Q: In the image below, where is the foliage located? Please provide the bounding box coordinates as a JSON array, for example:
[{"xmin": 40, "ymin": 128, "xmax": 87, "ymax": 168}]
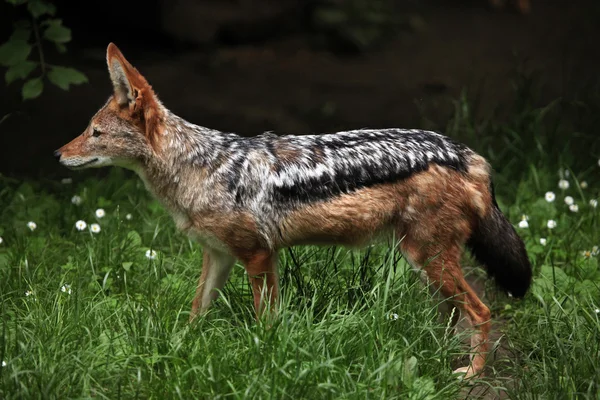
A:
[
  {"xmin": 0, "ymin": 0, "xmax": 88, "ymax": 101},
  {"xmin": 310, "ymin": 0, "xmax": 417, "ymax": 53}
]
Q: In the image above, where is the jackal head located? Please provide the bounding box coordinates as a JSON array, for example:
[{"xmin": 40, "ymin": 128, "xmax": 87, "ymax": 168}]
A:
[{"xmin": 55, "ymin": 43, "xmax": 163, "ymax": 170}]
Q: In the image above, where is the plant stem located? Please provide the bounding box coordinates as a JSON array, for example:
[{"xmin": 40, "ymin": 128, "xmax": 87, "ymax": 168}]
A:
[{"xmin": 31, "ymin": 17, "xmax": 45, "ymax": 75}]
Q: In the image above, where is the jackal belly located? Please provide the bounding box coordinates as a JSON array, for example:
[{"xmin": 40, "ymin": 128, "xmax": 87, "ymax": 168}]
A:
[
  {"xmin": 278, "ymin": 164, "xmax": 486, "ymax": 249},
  {"xmin": 279, "ymin": 183, "xmax": 400, "ymax": 248}
]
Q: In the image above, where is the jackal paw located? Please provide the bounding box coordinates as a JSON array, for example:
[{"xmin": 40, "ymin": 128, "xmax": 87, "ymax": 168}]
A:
[{"xmin": 453, "ymin": 366, "xmax": 482, "ymax": 381}]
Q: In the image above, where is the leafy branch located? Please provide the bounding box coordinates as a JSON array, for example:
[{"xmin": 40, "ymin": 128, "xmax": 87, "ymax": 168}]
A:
[{"xmin": 0, "ymin": 0, "xmax": 88, "ymax": 100}]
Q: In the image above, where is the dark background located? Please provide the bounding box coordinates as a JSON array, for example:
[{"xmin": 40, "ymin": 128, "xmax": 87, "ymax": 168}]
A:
[{"xmin": 1, "ymin": 0, "xmax": 599, "ymax": 180}]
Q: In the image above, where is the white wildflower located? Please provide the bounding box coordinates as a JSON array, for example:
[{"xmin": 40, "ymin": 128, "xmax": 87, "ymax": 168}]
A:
[
  {"xmin": 71, "ymin": 195, "xmax": 82, "ymax": 205},
  {"xmin": 547, "ymin": 220, "xmax": 557, "ymax": 229},
  {"xmin": 90, "ymin": 223, "xmax": 101, "ymax": 234},
  {"xmin": 540, "ymin": 238, "xmax": 547, "ymax": 246},
  {"xmin": 569, "ymin": 204, "xmax": 579, "ymax": 213},
  {"xmin": 25, "ymin": 290, "xmax": 33, "ymax": 296},
  {"xmin": 75, "ymin": 220, "xmax": 87, "ymax": 231},
  {"xmin": 61, "ymin": 178, "xmax": 72, "ymax": 184},
  {"xmin": 582, "ymin": 250, "xmax": 592, "ymax": 259},
  {"xmin": 27, "ymin": 221, "xmax": 37, "ymax": 231},
  {"xmin": 0, "ymin": 237, "xmax": 3, "ymax": 245},
  {"xmin": 145, "ymin": 249, "xmax": 157, "ymax": 260},
  {"xmin": 61, "ymin": 284, "xmax": 72, "ymax": 295},
  {"xmin": 1, "ymin": 361, "xmax": 5, "ymax": 367},
  {"xmin": 595, "ymin": 308, "xmax": 600, "ymax": 314},
  {"xmin": 95, "ymin": 208, "xmax": 105, "ymax": 218},
  {"xmin": 564, "ymin": 196, "xmax": 574, "ymax": 206},
  {"xmin": 580, "ymin": 181, "xmax": 588, "ymax": 189},
  {"xmin": 598, "ymin": 159, "xmax": 600, "ymax": 167},
  {"xmin": 558, "ymin": 179, "xmax": 569, "ymax": 190},
  {"xmin": 518, "ymin": 215, "xmax": 529, "ymax": 228},
  {"xmin": 563, "ymin": 169, "xmax": 570, "ymax": 178},
  {"xmin": 389, "ymin": 313, "xmax": 399, "ymax": 321},
  {"xmin": 545, "ymin": 191, "xmax": 556, "ymax": 202},
  {"xmin": 592, "ymin": 246, "xmax": 599, "ymax": 256},
  {"xmin": 590, "ymin": 199, "xmax": 598, "ymax": 208},
  {"xmin": 125, "ymin": 213, "xmax": 132, "ymax": 221}
]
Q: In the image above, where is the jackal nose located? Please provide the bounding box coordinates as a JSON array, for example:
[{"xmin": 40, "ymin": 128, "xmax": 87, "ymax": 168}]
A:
[{"xmin": 54, "ymin": 149, "xmax": 62, "ymax": 160}]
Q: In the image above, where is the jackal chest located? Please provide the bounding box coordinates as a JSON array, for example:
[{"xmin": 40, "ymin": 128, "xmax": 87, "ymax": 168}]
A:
[{"xmin": 171, "ymin": 211, "xmax": 231, "ymax": 253}]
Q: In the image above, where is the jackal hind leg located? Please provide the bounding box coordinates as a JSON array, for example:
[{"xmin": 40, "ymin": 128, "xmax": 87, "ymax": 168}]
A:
[{"xmin": 401, "ymin": 240, "xmax": 491, "ymax": 379}]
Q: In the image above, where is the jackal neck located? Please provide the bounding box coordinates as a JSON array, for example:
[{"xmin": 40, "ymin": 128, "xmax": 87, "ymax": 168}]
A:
[{"xmin": 134, "ymin": 111, "xmax": 235, "ymax": 210}]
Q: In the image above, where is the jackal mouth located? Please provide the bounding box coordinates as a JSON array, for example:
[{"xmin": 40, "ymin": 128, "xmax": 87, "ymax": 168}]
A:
[{"xmin": 68, "ymin": 158, "xmax": 99, "ymax": 169}]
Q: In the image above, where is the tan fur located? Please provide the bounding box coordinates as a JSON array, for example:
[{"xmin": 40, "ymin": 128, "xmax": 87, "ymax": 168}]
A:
[
  {"xmin": 243, "ymin": 251, "xmax": 279, "ymax": 317},
  {"xmin": 191, "ymin": 211, "xmax": 266, "ymax": 258},
  {"xmin": 281, "ymin": 165, "xmax": 489, "ymax": 248}
]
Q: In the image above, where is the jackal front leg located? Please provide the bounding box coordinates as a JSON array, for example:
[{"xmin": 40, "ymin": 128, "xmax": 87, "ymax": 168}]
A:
[{"xmin": 190, "ymin": 247, "xmax": 236, "ymax": 321}]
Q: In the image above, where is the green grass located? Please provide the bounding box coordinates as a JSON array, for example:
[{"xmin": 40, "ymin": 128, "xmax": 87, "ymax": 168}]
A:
[
  {"xmin": 1, "ymin": 74, "xmax": 600, "ymax": 399},
  {"xmin": 0, "ymin": 172, "xmax": 468, "ymax": 399}
]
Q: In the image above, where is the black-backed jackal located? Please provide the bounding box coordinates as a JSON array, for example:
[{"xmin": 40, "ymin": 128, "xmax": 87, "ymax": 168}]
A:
[{"xmin": 56, "ymin": 43, "xmax": 532, "ymax": 378}]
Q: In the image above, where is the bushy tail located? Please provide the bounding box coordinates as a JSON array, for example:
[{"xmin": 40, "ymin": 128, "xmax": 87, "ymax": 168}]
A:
[{"xmin": 466, "ymin": 186, "xmax": 532, "ymax": 298}]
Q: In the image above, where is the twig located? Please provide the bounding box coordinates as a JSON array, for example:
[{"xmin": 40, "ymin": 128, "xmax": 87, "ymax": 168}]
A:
[{"xmin": 31, "ymin": 16, "xmax": 45, "ymax": 75}]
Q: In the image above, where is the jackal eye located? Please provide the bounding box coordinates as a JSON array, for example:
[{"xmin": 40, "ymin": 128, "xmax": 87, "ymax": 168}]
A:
[{"xmin": 92, "ymin": 128, "xmax": 103, "ymax": 137}]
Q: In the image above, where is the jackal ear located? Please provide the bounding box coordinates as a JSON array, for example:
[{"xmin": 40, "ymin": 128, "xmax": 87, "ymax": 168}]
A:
[
  {"xmin": 106, "ymin": 43, "xmax": 138, "ymax": 106},
  {"xmin": 106, "ymin": 43, "xmax": 163, "ymax": 147}
]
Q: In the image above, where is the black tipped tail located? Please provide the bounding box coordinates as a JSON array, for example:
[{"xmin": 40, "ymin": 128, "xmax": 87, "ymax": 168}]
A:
[{"xmin": 466, "ymin": 197, "xmax": 532, "ymax": 298}]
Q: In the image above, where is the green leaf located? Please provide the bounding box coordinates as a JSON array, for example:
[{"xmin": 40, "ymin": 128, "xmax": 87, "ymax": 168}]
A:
[
  {"xmin": 528, "ymin": 244, "xmax": 545, "ymax": 256},
  {"xmin": 540, "ymin": 265, "xmax": 571, "ymax": 290},
  {"xmin": 55, "ymin": 42, "xmax": 67, "ymax": 54},
  {"xmin": 14, "ymin": 19, "xmax": 31, "ymax": 29},
  {"xmin": 48, "ymin": 66, "xmax": 88, "ymax": 90},
  {"xmin": 122, "ymin": 262, "xmax": 133, "ymax": 272},
  {"xmin": 579, "ymin": 258, "xmax": 600, "ymax": 281},
  {"xmin": 574, "ymin": 280, "xmax": 597, "ymax": 299},
  {"xmin": 5, "ymin": 61, "xmax": 37, "ymax": 84},
  {"xmin": 43, "ymin": 20, "xmax": 71, "ymax": 43},
  {"xmin": 531, "ymin": 275, "xmax": 553, "ymax": 301},
  {"xmin": 409, "ymin": 376, "xmax": 437, "ymax": 400},
  {"xmin": 126, "ymin": 230, "xmax": 142, "ymax": 247},
  {"xmin": 22, "ymin": 77, "xmax": 43, "ymax": 100},
  {"xmin": 314, "ymin": 8, "xmax": 348, "ymax": 26},
  {"xmin": 27, "ymin": 0, "xmax": 56, "ymax": 18},
  {"xmin": 0, "ymin": 39, "xmax": 32, "ymax": 67},
  {"xmin": 402, "ymin": 356, "xmax": 418, "ymax": 385},
  {"xmin": 61, "ymin": 261, "xmax": 77, "ymax": 271},
  {"xmin": 10, "ymin": 27, "xmax": 31, "ymax": 42}
]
